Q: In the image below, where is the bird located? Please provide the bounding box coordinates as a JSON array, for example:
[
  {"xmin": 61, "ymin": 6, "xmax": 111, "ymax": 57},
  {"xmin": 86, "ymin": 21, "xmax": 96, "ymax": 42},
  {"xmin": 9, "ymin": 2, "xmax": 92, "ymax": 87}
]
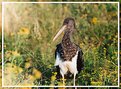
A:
[{"xmin": 53, "ymin": 17, "xmax": 84, "ymax": 86}]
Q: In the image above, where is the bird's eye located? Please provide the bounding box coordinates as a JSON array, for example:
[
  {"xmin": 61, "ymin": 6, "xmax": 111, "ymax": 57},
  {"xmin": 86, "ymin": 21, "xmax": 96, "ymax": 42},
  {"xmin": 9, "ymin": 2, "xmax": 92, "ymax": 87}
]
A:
[{"xmin": 65, "ymin": 21, "xmax": 69, "ymax": 24}]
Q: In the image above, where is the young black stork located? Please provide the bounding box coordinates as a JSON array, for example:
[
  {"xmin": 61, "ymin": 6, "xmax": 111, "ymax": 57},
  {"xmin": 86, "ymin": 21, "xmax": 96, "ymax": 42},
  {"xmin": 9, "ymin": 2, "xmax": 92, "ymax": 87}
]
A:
[{"xmin": 53, "ymin": 17, "xmax": 84, "ymax": 86}]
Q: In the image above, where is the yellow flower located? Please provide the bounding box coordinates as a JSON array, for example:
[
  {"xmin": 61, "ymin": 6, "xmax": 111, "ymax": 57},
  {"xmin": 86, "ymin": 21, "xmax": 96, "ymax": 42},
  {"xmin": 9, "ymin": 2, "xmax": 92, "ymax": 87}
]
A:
[
  {"xmin": 5, "ymin": 63, "xmax": 14, "ymax": 73},
  {"xmin": 58, "ymin": 82, "xmax": 65, "ymax": 87},
  {"xmin": 103, "ymin": 47, "xmax": 106, "ymax": 50},
  {"xmin": 33, "ymin": 68, "xmax": 42, "ymax": 79},
  {"xmin": 25, "ymin": 62, "xmax": 31, "ymax": 69},
  {"xmin": 28, "ymin": 75, "xmax": 36, "ymax": 81},
  {"xmin": 91, "ymin": 17, "xmax": 98, "ymax": 24},
  {"xmin": 54, "ymin": 72, "xmax": 57, "ymax": 75},
  {"xmin": 18, "ymin": 28, "xmax": 30, "ymax": 35},
  {"xmin": 5, "ymin": 63, "xmax": 23, "ymax": 74},
  {"xmin": 16, "ymin": 67, "xmax": 23, "ymax": 73},
  {"xmin": 51, "ymin": 75, "xmax": 56, "ymax": 81},
  {"xmin": 12, "ymin": 50, "xmax": 20, "ymax": 57},
  {"xmin": 52, "ymin": 72, "xmax": 57, "ymax": 75},
  {"xmin": 10, "ymin": 32, "xmax": 14, "ymax": 36},
  {"xmin": 12, "ymin": 65, "xmax": 23, "ymax": 74},
  {"xmin": 91, "ymin": 81, "xmax": 102, "ymax": 85},
  {"xmin": 80, "ymin": 43, "xmax": 83, "ymax": 48},
  {"xmin": 26, "ymin": 57, "xmax": 31, "ymax": 62},
  {"xmin": 60, "ymin": 78, "xmax": 66, "ymax": 81},
  {"xmin": 48, "ymin": 64, "xmax": 52, "ymax": 68}
]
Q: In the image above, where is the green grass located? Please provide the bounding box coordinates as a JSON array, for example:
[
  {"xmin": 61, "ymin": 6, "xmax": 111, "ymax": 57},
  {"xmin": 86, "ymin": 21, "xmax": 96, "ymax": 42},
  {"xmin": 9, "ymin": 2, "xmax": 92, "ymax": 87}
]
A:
[{"xmin": 3, "ymin": 3, "xmax": 118, "ymax": 86}]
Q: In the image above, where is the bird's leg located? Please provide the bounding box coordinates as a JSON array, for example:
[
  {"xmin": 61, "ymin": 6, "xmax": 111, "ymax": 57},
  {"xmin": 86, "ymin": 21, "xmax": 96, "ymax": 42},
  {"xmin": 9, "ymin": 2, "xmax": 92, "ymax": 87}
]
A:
[
  {"xmin": 60, "ymin": 71, "xmax": 65, "ymax": 86},
  {"xmin": 73, "ymin": 73, "xmax": 76, "ymax": 86},
  {"xmin": 62, "ymin": 75, "xmax": 65, "ymax": 86},
  {"xmin": 62, "ymin": 74, "xmax": 65, "ymax": 85}
]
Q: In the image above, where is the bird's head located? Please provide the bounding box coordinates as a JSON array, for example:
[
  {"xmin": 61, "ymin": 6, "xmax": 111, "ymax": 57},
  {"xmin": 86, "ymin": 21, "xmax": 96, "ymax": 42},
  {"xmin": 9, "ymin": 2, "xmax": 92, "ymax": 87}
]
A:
[
  {"xmin": 63, "ymin": 17, "xmax": 76, "ymax": 30},
  {"xmin": 53, "ymin": 17, "xmax": 76, "ymax": 41}
]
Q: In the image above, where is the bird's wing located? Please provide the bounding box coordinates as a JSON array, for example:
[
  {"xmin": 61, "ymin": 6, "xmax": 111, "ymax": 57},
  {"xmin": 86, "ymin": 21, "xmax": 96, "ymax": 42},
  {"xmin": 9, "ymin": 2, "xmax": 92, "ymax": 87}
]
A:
[
  {"xmin": 77, "ymin": 46, "xmax": 84, "ymax": 73},
  {"xmin": 54, "ymin": 43, "xmax": 62, "ymax": 79},
  {"xmin": 54, "ymin": 43, "xmax": 62, "ymax": 66}
]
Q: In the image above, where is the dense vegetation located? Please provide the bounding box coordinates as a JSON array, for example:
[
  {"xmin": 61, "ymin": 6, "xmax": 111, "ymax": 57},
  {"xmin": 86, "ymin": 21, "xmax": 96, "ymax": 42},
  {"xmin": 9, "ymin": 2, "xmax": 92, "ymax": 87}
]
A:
[{"xmin": 2, "ymin": 2, "xmax": 119, "ymax": 88}]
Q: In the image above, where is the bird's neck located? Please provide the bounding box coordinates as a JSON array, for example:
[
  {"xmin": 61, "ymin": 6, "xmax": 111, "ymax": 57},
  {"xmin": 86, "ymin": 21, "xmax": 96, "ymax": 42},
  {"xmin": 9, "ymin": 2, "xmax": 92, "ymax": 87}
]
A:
[
  {"xmin": 62, "ymin": 31, "xmax": 73, "ymax": 47},
  {"xmin": 61, "ymin": 30, "xmax": 77, "ymax": 61}
]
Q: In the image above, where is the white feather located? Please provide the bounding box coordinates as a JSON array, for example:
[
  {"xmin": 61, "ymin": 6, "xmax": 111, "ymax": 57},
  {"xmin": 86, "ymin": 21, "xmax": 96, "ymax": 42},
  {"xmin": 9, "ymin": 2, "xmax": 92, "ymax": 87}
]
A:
[
  {"xmin": 54, "ymin": 51, "xmax": 78, "ymax": 75},
  {"xmin": 54, "ymin": 52, "xmax": 61, "ymax": 66}
]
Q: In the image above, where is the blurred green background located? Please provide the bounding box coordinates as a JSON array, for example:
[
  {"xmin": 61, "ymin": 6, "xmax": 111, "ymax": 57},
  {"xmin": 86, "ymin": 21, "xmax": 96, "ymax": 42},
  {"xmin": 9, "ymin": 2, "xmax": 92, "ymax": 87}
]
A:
[{"xmin": 0, "ymin": 1, "xmax": 119, "ymax": 89}]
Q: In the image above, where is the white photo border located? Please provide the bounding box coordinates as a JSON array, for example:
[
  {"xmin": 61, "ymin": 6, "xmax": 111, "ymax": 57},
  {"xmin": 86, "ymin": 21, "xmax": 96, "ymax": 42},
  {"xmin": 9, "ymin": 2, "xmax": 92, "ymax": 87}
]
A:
[{"xmin": 2, "ymin": 1, "xmax": 120, "ymax": 88}]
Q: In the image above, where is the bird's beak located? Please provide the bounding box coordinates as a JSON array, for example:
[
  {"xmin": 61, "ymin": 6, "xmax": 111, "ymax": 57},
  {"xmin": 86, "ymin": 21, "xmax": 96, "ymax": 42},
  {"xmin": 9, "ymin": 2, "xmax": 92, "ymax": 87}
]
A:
[{"xmin": 53, "ymin": 25, "xmax": 66, "ymax": 41}]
